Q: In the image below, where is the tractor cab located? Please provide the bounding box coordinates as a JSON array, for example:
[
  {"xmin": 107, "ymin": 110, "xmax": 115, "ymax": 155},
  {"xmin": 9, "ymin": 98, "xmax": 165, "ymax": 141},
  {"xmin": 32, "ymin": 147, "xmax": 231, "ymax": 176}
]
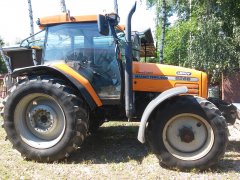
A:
[
  {"xmin": 19, "ymin": 14, "xmax": 124, "ymax": 103},
  {"xmin": 3, "ymin": 12, "xmax": 155, "ymax": 106}
]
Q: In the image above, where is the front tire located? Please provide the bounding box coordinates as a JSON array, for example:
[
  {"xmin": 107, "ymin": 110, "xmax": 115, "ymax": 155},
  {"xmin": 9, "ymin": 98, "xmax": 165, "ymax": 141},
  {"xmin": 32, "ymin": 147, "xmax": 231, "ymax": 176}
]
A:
[
  {"xmin": 2, "ymin": 76, "xmax": 89, "ymax": 162},
  {"xmin": 148, "ymin": 95, "xmax": 228, "ymax": 170}
]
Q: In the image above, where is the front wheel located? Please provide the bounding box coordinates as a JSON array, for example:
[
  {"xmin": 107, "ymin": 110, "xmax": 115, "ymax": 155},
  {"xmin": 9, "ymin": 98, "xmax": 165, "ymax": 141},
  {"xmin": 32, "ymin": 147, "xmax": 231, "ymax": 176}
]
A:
[{"xmin": 148, "ymin": 95, "xmax": 228, "ymax": 170}]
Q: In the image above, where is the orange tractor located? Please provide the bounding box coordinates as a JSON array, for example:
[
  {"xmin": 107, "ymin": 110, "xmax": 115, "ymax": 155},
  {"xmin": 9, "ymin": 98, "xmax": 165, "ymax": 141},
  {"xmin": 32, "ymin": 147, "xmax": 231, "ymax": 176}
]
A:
[{"xmin": 1, "ymin": 2, "xmax": 232, "ymax": 170}]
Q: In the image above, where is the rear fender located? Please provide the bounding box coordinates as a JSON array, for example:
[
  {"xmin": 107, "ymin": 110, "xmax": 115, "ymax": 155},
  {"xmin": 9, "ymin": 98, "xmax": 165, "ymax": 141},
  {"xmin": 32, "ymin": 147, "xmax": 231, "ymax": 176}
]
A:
[
  {"xmin": 12, "ymin": 64, "xmax": 102, "ymax": 110},
  {"xmin": 137, "ymin": 86, "xmax": 188, "ymax": 143}
]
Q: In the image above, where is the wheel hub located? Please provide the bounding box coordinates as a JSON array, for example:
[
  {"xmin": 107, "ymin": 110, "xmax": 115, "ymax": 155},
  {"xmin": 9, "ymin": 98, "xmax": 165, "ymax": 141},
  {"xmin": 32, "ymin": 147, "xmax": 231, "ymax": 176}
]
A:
[
  {"xmin": 29, "ymin": 105, "xmax": 57, "ymax": 133},
  {"xmin": 163, "ymin": 113, "xmax": 215, "ymax": 160},
  {"xmin": 15, "ymin": 93, "xmax": 66, "ymax": 149},
  {"xmin": 179, "ymin": 126, "xmax": 195, "ymax": 143}
]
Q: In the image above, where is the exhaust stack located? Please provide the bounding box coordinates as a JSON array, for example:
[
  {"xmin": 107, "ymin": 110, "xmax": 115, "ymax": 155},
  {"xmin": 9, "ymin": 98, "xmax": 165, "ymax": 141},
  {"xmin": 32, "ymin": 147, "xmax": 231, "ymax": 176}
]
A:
[{"xmin": 125, "ymin": 2, "xmax": 137, "ymax": 119}]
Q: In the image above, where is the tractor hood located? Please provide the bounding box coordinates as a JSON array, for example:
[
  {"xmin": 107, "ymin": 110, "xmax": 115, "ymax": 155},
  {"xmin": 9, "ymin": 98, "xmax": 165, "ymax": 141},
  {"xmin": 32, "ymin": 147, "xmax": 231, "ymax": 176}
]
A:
[{"xmin": 132, "ymin": 62, "xmax": 208, "ymax": 98}]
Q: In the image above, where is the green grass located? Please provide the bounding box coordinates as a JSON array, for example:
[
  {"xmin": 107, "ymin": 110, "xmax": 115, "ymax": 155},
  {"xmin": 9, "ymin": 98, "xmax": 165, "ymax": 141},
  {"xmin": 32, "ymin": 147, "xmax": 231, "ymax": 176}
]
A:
[{"xmin": 0, "ymin": 120, "xmax": 240, "ymax": 179}]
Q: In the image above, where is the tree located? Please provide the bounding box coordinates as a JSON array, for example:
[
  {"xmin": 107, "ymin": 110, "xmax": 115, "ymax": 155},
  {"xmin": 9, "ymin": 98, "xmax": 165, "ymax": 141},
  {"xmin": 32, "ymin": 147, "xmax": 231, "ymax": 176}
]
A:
[
  {"xmin": 146, "ymin": 0, "xmax": 174, "ymax": 63},
  {"xmin": 147, "ymin": 0, "xmax": 240, "ymax": 85},
  {"xmin": 60, "ymin": 0, "xmax": 67, "ymax": 13},
  {"xmin": 187, "ymin": 0, "xmax": 240, "ymax": 84},
  {"xmin": 0, "ymin": 38, "xmax": 7, "ymax": 74},
  {"xmin": 159, "ymin": 0, "xmax": 166, "ymax": 63}
]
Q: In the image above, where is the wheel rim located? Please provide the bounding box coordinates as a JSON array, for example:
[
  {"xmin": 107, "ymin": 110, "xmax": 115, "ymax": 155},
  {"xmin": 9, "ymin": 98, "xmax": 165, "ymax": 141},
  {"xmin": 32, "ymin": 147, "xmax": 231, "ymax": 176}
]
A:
[
  {"xmin": 163, "ymin": 113, "xmax": 214, "ymax": 161},
  {"xmin": 14, "ymin": 93, "xmax": 66, "ymax": 149}
]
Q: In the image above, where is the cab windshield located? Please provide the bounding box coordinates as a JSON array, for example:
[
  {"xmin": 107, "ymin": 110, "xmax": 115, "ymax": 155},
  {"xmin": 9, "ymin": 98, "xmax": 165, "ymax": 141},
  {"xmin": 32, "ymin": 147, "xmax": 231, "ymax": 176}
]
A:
[{"xmin": 44, "ymin": 23, "xmax": 116, "ymax": 65}]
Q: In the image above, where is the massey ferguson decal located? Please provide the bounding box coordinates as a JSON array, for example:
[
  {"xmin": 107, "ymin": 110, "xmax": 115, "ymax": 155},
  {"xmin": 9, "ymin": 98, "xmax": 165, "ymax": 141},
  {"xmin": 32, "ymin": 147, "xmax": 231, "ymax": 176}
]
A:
[
  {"xmin": 134, "ymin": 74, "xmax": 168, "ymax": 80},
  {"xmin": 133, "ymin": 74, "xmax": 198, "ymax": 82}
]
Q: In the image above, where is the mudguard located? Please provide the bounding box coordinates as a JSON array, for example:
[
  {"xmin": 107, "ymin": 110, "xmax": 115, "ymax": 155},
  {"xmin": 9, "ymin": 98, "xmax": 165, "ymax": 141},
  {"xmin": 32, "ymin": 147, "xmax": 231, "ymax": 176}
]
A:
[
  {"xmin": 12, "ymin": 63, "xmax": 102, "ymax": 110},
  {"xmin": 137, "ymin": 86, "xmax": 188, "ymax": 143}
]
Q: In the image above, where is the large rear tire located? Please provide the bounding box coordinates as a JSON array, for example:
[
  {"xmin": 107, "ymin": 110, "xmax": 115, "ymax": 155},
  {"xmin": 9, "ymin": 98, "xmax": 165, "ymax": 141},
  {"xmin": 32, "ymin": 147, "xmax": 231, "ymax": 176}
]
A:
[
  {"xmin": 2, "ymin": 76, "xmax": 89, "ymax": 162},
  {"xmin": 148, "ymin": 95, "xmax": 228, "ymax": 170}
]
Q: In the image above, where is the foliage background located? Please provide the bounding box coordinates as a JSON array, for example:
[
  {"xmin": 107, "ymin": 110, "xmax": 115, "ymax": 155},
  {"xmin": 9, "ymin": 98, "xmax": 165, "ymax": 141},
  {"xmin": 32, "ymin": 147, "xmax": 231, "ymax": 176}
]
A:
[
  {"xmin": 0, "ymin": 38, "xmax": 7, "ymax": 74},
  {"xmin": 145, "ymin": 0, "xmax": 240, "ymax": 85}
]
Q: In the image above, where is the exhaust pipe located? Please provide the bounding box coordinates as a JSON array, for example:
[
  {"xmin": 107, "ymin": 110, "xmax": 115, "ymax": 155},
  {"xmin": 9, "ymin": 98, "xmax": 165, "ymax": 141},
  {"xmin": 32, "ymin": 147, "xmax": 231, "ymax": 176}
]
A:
[{"xmin": 125, "ymin": 1, "xmax": 136, "ymax": 119}]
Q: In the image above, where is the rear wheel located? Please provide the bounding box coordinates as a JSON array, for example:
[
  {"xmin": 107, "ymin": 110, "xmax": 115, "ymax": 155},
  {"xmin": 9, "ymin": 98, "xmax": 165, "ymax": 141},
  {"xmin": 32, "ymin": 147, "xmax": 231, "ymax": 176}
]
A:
[
  {"xmin": 148, "ymin": 95, "xmax": 228, "ymax": 170},
  {"xmin": 15, "ymin": 93, "xmax": 67, "ymax": 149},
  {"xmin": 2, "ymin": 76, "xmax": 89, "ymax": 162}
]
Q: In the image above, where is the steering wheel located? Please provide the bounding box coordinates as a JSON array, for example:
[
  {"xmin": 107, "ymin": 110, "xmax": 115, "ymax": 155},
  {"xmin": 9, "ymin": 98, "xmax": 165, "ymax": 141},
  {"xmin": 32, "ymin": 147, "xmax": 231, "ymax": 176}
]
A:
[{"xmin": 64, "ymin": 51, "xmax": 89, "ymax": 65}]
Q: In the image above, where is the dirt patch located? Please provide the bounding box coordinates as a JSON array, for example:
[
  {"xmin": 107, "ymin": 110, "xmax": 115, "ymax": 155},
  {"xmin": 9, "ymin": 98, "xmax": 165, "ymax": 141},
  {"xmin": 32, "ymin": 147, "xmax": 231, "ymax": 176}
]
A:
[{"xmin": 0, "ymin": 120, "xmax": 240, "ymax": 179}]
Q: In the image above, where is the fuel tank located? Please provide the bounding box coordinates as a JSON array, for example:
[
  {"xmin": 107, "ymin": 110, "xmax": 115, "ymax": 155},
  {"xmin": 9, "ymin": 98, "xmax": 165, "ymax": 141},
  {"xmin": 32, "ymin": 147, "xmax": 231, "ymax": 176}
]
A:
[{"xmin": 132, "ymin": 62, "xmax": 208, "ymax": 98}]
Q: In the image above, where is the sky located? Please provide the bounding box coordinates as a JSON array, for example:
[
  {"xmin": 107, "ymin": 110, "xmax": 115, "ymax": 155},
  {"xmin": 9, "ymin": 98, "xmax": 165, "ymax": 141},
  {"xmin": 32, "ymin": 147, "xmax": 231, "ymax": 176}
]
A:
[{"xmin": 0, "ymin": 0, "xmax": 156, "ymax": 46}]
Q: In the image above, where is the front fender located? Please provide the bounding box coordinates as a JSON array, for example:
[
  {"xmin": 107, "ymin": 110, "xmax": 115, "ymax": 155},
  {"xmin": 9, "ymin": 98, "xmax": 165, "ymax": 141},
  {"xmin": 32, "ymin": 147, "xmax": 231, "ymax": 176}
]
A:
[
  {"xmin": 12, "ymin": 64, "xmax": 102, "ymax": 110},
  {"xmin": 137, "ymin": 86, "xmax": 188, "ymax": 143}
]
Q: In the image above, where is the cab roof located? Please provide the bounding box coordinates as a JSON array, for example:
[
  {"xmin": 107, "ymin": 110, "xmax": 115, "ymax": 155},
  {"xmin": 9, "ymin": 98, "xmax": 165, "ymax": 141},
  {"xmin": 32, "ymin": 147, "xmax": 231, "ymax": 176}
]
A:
[
  {"xmin": 38, "ymin": 13, "xmax": 97, "ymax": 28},
  {"xmin": 38, "ymin": 13, "xmax": 125, "ymax": 31}
]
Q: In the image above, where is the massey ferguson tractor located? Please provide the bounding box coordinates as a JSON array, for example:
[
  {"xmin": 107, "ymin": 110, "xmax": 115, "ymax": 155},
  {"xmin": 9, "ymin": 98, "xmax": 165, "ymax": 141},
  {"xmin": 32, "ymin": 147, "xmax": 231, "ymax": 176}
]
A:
[{"xmin": 1, "ymin": 2, "xmax": 231, "ymax": 170}]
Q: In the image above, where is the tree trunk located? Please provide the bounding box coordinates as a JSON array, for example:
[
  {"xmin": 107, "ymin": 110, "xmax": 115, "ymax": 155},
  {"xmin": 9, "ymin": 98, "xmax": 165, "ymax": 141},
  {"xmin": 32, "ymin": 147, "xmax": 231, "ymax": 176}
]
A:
[
  {"xmin": 159, "ymin": 0, "xmax": 166, "ymax": 64},
  {"xmin": 27, "ymin": 0, "xmax": 37, "ymax": 65},
  {"xmin": 60, "ymin": 0, "xmax": 67, "ymax": 13},
  {"xmin": 114, "ymin": 0, "xmax": 118, "ymax": 14}
]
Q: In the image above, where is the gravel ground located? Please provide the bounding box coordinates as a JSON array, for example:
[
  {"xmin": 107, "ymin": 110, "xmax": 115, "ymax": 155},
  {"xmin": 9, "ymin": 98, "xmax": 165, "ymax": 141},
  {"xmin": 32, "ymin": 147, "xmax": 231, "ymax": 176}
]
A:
[{"xmin": 0, "ymin": 119, "xmax": 240, "ymax": 179}]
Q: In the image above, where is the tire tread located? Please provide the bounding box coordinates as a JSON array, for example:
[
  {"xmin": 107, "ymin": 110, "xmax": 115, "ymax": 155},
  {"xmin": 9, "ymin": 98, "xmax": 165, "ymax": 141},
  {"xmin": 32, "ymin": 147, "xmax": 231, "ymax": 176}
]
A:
[
  {"xmin": 148, "ymin": 95, "xmax": 228, "ymax": 170},
  {"xmin": 2, "ymin": 76, "xmax": 89, "ymax": 162}
]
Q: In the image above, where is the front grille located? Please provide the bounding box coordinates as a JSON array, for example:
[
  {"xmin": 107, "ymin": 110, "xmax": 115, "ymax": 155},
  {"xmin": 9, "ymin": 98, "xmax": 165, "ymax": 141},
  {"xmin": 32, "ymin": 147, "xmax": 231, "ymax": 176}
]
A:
[{"xmin": 175, "ymin": 83, "xmax": 199, "ymax": 96}]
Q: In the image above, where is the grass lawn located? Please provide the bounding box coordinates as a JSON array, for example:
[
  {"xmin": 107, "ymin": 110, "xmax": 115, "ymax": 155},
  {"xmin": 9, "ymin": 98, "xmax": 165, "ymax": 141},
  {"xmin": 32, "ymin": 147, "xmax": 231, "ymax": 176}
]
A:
[{"xmin": 0, "ymin": 118, "xmax": 240, "ymax": 179}]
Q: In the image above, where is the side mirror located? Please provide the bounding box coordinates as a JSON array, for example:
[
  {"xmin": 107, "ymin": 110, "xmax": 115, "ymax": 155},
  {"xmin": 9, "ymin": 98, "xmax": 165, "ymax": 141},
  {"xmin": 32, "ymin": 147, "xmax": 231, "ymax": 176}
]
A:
[{"xmin": 98, "ymin": 15, "xmax": 109, "ymax": 36}]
